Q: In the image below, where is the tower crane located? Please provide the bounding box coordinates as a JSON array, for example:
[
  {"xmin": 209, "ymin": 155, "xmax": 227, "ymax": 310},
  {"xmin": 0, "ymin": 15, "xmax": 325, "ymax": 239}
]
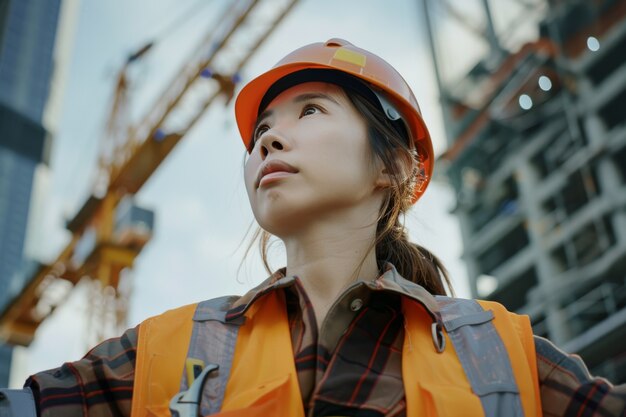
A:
[{"xmin": 0, "ymin": 0, "xmax": 300, "ymax": 347}]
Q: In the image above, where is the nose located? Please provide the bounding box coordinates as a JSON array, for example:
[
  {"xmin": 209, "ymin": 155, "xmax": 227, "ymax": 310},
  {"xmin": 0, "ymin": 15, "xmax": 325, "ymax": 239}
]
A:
[{"xmin": 257, "ymin": 129, "xmax": 286, "ymax": 159}]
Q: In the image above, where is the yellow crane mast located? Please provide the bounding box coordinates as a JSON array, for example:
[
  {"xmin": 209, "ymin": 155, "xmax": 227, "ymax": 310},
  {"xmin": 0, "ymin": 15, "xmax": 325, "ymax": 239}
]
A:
[{"xmin": 0, "ymin": 0, "xmax": 300, "ymax": 347}]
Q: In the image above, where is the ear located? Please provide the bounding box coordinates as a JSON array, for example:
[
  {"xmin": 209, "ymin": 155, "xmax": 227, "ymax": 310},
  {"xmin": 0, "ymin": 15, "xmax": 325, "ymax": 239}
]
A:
[
  {"xmin": 374, "ymin": 151, "xmax": 413, "ymax": 189},
  {"xmin": 374, "ymin": 165, "xmax": 393, "ymax": 189}
]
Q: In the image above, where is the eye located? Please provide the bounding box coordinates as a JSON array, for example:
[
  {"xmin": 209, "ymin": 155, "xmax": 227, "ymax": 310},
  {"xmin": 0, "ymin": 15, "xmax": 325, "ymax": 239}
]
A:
[
  {"xmin": 300, "ymin": 104, "xmax": 321, "ymax": 117},
  {"xmin": 253, "ymin": 123, "xmax": 270, "ymax": 142}
]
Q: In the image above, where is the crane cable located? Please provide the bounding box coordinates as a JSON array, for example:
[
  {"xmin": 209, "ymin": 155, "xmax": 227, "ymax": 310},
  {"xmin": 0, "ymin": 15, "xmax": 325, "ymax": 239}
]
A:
[{"xmin": 150, "ymin": 0, "xmax": 212, "ymax": 50}]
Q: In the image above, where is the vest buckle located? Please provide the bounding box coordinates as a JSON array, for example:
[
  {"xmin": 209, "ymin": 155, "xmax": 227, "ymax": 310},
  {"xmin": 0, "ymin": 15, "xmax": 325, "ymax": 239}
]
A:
[
  {"xmin": 431, "ymin": 322, "xmax": 446, "ymax": 353},
  {"xmin": 170, "ymin": 363, "xmax": 219, "ymax": 417}
]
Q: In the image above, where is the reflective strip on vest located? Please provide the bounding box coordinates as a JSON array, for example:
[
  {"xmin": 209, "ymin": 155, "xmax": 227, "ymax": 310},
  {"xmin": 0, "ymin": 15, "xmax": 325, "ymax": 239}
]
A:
[
  {"xmin": 180, "ymin": 296, "xmax": 243, "ymax": 415},
  {"xmin": 435, "ymin": 296, "xmax": 524, "ymax": 417}
]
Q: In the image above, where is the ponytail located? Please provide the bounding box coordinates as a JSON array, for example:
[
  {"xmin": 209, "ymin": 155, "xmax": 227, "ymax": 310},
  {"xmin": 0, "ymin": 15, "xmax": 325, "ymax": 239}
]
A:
[{"xmin": 376, "ymin": 218, "xmax": 452, "ymax": 296}]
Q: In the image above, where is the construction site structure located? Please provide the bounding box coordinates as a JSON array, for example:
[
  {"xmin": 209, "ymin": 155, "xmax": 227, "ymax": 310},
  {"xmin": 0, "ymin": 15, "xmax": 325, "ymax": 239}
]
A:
[
  {"xmin": 0, "ymin": 0, "xmax": 64, "ymax": 387},
  {"xmin": 0, "ymin": 0, "xmax": 300, "ymax": 351},
  {"xmin": 424, "ymin": 0, "xmax": 626, "ymax": 382}
]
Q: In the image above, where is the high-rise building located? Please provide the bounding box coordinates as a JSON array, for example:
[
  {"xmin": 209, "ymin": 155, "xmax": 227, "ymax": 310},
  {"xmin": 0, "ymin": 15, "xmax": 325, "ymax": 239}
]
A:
[
  {"xmin": 426, "ymin": 0, "xmax": 626, "ymax": 382},
  {"xmin": 0, "ymin": 0, "xmax": 62, "ymax": 387}
]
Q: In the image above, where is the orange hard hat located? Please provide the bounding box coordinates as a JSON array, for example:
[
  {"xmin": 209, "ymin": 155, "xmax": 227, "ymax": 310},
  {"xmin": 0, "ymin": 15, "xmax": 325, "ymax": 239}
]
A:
[{"xmin": 234, "ymin": 38, "xmax": 434, "ymax": 203}]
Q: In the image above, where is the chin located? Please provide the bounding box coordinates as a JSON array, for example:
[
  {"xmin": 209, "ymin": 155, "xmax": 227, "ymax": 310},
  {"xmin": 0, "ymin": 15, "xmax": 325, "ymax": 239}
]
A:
[
  {"xmin": 254, "ymin": 198, "xmax": 312, "ymax": 236},
  {"xmin": 257, "ymin": 210, "xmax": 300, "ymax": 236}
]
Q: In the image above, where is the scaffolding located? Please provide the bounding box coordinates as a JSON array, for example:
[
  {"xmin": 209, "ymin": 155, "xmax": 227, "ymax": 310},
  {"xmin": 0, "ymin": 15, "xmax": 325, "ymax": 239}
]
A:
[{"xmin": 424, "ymin": 0, "xmax": 626, "ymax": 382}]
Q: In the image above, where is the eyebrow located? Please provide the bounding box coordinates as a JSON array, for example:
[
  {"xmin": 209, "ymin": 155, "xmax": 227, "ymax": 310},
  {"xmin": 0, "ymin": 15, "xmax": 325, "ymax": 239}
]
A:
[
  {"xmin": 293, "ymin": 92, "xmax": 340, "ymax": 105},
  {"xmin": 254, "ymin": 92, "xmax": 340, "ymax": 132}
]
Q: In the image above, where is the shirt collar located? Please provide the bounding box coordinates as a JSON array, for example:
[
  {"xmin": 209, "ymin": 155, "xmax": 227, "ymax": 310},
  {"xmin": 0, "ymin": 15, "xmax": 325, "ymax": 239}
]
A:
[{"xmin": 225, "ymin": 262, "xmax": 442, "ymax": 323}]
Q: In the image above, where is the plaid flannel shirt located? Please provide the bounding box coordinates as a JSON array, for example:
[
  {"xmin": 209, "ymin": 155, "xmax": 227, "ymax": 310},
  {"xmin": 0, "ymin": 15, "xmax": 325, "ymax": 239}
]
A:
[{"xmin": 26, "ymin": 264, "xmax": 626, "ymax": 416}]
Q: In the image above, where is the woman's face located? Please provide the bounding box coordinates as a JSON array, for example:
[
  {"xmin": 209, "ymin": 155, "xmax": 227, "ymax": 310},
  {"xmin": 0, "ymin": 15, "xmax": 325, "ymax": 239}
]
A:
[{"xmin": 244, "ymin": 81, "xmax": 385, "ymax": 237}]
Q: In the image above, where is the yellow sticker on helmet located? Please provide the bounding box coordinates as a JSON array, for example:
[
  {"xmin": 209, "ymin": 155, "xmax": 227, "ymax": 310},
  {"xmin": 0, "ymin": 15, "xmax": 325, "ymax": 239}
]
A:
[{"xmin": 333, "ymin": 48, "xmax": 366, "ymax": 67}]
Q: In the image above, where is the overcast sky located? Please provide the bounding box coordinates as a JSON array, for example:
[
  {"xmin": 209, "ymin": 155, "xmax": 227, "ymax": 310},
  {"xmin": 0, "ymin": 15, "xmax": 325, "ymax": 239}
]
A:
[{"xmin": 10, "ymin": 0, "xmax": 541, "ymax": 386}]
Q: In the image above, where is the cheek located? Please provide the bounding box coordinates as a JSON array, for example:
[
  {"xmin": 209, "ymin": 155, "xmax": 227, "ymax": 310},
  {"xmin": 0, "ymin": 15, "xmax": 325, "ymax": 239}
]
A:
[
  {"xmin": 314, "ymin": 127, "xmax": 371, "ymax": 181},
  {"xmin": 243, "ymin": 156, "xmax": 260, "ymax": 192}
]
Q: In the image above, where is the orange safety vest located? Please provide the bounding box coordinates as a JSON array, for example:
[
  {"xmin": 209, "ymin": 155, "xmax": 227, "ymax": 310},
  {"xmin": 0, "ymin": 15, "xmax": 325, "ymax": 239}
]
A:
[{"xmin": 131, "ymin": 291, "xmax": 542, "ymax": 417}]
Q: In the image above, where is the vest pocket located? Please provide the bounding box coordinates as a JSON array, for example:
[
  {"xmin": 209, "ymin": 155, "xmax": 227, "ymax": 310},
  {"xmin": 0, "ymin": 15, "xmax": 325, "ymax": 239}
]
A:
[
  {"xmin": 143, "ymin": 353, "xmax": 177, "ymax": 417},
  {"xmin": 220, "ymin": 373, "xmax": 302, "ymax": 416},
  {"xmin": 419, "ymin": 383, "xmax": 485, "ymax": 417},
  {"xmin": 144, "ymin": 404, "xmax": 170, "ymax": 417}
]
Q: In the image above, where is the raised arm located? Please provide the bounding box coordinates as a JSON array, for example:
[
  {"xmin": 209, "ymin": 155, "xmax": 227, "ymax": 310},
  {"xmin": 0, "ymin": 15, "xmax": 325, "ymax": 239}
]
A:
[{"xmin": 535, "ymin": 335, "xmax": 626, "ymax": 417}]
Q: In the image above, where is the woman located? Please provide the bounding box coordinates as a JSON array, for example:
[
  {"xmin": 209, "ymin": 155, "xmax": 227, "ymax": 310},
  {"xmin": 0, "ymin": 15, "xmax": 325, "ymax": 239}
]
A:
[{"xmin": 3, "ymin": 39, "xmax": 625, "ymax": 417}]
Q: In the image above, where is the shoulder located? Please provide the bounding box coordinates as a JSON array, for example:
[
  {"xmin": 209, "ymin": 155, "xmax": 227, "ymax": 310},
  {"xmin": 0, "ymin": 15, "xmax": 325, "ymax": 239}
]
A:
[
  {"xmin": 142, "ymin": 295, "xmax": 243, "ymax": 326},
  {"xmin": 434, "ymin": 295, "xmax": 519, "ymax": 317},
  {"xmin": 435, "ymin": 296, "xmax": 534, "ymax": 343},
  {"xmin": 445, "ymin": 296, "xmax": 529, "ymax": 321},
  {"xmin": 141, "ymin": 302, "xmax": 198, "ymax": 325},
  {"xmin": 473, "ymin": 298, "xmax": 517, "ymax": 314}
]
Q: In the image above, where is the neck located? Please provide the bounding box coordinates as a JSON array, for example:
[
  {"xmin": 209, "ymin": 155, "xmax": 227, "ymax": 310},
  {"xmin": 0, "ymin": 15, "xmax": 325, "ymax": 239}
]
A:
[{"xmin": 281, "ymin": 207, "xmax": 381, "ymax": 327}]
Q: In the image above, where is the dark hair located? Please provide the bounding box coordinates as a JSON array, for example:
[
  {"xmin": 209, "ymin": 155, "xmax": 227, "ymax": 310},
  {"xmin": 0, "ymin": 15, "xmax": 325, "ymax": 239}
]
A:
[{"xmin": 240, "ymin": 84, "xmax": 453, "ymax": 296}]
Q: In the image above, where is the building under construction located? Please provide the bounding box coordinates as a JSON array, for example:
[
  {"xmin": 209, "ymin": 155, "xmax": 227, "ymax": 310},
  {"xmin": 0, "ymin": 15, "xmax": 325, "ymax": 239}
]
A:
[{"xmin": 428, "ymin": 0, "xmax": 626, "ymax": 382}]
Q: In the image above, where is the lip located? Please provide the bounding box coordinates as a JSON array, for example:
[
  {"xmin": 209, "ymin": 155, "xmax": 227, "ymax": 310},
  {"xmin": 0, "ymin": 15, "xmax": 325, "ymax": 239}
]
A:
[
  {"xmin": 256, "ymin": 159, "xmax": 299, "ymax": 188},
  {"xmin": 259, "ymin": 171, "xmax": 296, "ymax": 187}
]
